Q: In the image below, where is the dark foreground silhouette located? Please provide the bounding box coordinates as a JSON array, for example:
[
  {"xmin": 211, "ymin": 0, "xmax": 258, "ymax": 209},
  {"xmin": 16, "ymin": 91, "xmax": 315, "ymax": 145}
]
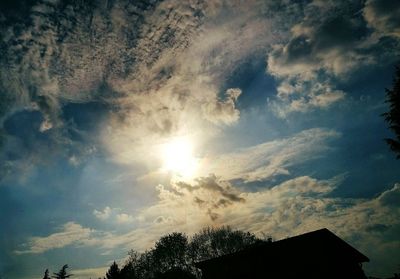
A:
[
  {"xmin": 44, "ymin": 227, "xmax": 377, "ymax": 279},
  {"xmin": 196, "ymin": 228, "xmax": 368, "ymax": 279}
]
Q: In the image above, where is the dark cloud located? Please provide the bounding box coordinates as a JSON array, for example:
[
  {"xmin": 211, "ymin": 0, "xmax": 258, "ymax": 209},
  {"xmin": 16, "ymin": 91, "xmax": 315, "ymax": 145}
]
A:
[
  {"xmin": 365, "ymin": 223, "xmax": 390, "ymax": 233},
  {"xmin": 198, "ymin": 175, "xmax": 245, "ymax": 203},
  {"xmin": 266, "ymin": 0, "xmax": 399, "ymax": 117},
  {"xmin": 193, "ymin": 196, "xmax": 205, "ymax": 206},
  {"xmin": 268, "ymin": 13, "xmax": 368, "ymax": 76},
  {"xmin": 364, "ymin": 0, "xmax": 400, "ymax": 38},
  {"xmin": 179, "ymin": 174, "xmax": 245, "ymax": 205},
  {"xmin": 172, "ymin": 174, "xmax": 245, "ymax": 221},
  {"xmin": 207, "ymin": 209, "xmax": 219, "ymax": 221}
]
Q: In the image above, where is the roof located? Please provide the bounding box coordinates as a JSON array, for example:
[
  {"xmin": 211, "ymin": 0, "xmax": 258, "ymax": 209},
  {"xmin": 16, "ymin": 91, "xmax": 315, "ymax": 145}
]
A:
[{"xmin": 196, "ymin": 228, "xmax": 369, "ymax": 269}]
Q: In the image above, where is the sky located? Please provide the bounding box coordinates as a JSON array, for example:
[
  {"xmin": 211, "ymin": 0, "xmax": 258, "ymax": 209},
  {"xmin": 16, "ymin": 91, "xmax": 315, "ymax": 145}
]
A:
[{"xmin": 0, "ymin": 0, "xmax": 399, "ymax": 278}]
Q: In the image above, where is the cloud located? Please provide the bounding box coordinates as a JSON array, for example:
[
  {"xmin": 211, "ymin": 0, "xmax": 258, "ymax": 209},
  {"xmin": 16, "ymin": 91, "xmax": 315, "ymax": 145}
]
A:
[
  {"xmin": 93, "ymin": 1, "xmax": 281, "ymax": 165},
  {"xmin": 72, "ymin": 266, "xmax": 109, "ymax": 279},
  {"xmin": 93, "ymin": 206, "xmax": 134, "ymax": 224},
  {"xmin": 265, "ymin": 0, "xmax": 399, "ymax": 117},
  {"xmin": 133, "ymin": 174, "xmax": 341, "ymax": 233},
  {"xmin": 363, "ymin": 0, "xmax": 400, "ymax": 38},
  {"xmin": 116, "ymin": 213, "xmax": 134, "ymax": 224},
  {"xmin": 269, "ymin": 80, "xmax": 346, "ymax": 117},
  {"xmin": 267, "ymin": 14, "xmax": 368, "ymax": 78},
  {"xmin": 271, "ymin": 175, "xmax": 336, "ymax": 196},
  {"xmin": 0, "ymin": 0, "xmax": 398, "ymax": 173},
  {"xmin": 202, "ymin": 88, "xmax": 242, "ymax": 125},
  {"xmin": 15, "ymin": 222, "xmax": 94, "ymax": 254},
  {"xmin": 200, "ymin": 128, "xmax": 340, "ymax": 182},
  {"xmin": 93, "ymin": 206, "xmax": 112, "ymax": 221},
  {"xmin": 173, "ymin": 174, "xmax": 245, "ymax": 220},
  {"xmin": 365, "ymin": 223, "xmax": 390, "ymax": 233},
  {"xmin": 0, "ymin": 0, "xmax": 283, "ymax": 175},
  {"xmin": 378, "ymin": 183, "xmax": 400, "ymax": 207}
]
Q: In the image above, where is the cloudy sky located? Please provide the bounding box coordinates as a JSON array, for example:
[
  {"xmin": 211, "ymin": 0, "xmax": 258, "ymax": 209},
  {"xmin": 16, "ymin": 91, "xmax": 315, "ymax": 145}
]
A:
[{"xmin": 0, "ymin": 0, "xmax": 399, "ymax": 278}]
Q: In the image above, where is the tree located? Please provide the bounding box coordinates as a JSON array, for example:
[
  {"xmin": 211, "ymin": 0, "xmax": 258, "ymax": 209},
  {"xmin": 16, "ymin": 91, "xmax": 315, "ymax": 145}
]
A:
[
  {"xmin": 153, "ymin": 268, "xmax": 196, "ymax": 279},
  {"xmin": 43, "ymin": 269, "xmax": 51, "ymax": 279},
  {"xmin": 52, "ymin": 264, "xmax": 72, "ymax": 279},
  {"xmin": 117, "ymin": 227, "xmax": 263, "ymax": 279},
  {"xmin": 187, "ymin": 226, "xmax": 260, "ymax": 262},
  {"xmin": 106, "ymin": 262, "xmax": 120, "ymax": 279},
  {"xmin": 383, "ymin": 65, "xmax": 400, "ymax": 158},
  {"xmin": 152, "ymin": 232, "xmax": 189, "ymax": 273}
]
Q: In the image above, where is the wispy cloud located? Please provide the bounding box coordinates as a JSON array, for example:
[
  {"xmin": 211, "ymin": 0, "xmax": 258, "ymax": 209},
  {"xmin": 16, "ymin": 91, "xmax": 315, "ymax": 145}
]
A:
[
  {"xmin": 15, "ymin": 222, "xmax": 94, "ymax": 254},
  {"xmin": 200, "ymin": 128, "xmax": 340, "ymax": 182}
]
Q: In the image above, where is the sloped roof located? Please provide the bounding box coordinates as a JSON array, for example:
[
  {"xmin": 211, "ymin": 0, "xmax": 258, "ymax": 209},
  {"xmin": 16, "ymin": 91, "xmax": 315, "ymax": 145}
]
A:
[{"xmin": 196, "ymin": 228, "xmax": 369, "ymax": 269}]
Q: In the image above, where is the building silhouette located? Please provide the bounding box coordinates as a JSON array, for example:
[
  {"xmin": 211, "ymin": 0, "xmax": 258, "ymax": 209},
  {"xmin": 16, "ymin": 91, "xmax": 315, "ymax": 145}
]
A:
[{"xmin": 196, "ymin": 228, "xmax": 368, "ymax": 279}]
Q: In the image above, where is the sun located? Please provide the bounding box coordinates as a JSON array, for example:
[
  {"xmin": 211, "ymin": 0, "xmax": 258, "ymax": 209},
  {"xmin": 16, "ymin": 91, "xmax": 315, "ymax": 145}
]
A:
[{"xmin": 161, "ymin": 137, "xmax": 198, "ymax": 178}]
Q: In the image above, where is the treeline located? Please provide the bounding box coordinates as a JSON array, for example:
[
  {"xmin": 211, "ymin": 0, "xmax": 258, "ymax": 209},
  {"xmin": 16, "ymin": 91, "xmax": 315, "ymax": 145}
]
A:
[
  {"xmin": 114, "ymin": 226, "xmax": 264, "ymax": 279},
  {"xmin": 42, "ymin": 265, "xmax": 71, "ymax": 279},
  {"xmin": 42, "ymin": 226, "xmax": 267, "ymax": 279}
]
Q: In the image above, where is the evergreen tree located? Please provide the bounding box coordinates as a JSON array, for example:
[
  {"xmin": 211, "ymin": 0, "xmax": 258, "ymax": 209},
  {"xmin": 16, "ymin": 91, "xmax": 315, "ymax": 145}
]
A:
[
  {"xmin": 383, "ymin": 65, "xmax": 400, "ymax": 158},
  {"xmin": 43, "ymin": 269, "xmax": 51, "ymax": 279},
  {"xmin": 106, "ymin": 261, "xmax": 120, "ymax": 279},
  {"xmin": 52, "ymin": 264, "xmax": 72, "ymax": 279}
]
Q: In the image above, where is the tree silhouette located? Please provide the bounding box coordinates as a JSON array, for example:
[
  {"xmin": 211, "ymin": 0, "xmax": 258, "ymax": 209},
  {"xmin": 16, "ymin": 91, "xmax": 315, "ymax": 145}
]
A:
[
  {"xmin": 52, "ymin": 264, "xmax": 72, "ymax": 279},
  {"xmin": 153, "ymin": 268, "xmax": 196, "ymax": 279},
  {"xmin": 117, "ymin": 227, "xmax": 261, "ymax": 279},
  {"xmin": 152, "ymin": 232, "xmax": 189, "ymax": 273},
  {"xmin": 383, "ymin": 65, "xmax": 400, "ymax": 159},
  {"xmin": 188, "ymin": 226, "xmax": 260, "ymax": 262},
  {"xmin": 43, "ymin": 269, "xmax": 51, "ymax": 279},
  {"xmin": 120, "ymin": 248, "xmax": 157, "ymax": 279},
  {"xmin": 106, "ymin": 262, "xmax": 120, "ymax": 279}
]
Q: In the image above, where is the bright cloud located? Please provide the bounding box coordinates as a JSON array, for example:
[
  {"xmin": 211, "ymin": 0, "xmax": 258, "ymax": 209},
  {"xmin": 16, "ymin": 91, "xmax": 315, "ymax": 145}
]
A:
[
  {"xmin": 15, "ymin": 222, "xmax": 94, "ymax": 254},
  {"xmin": 93, "ymin": 207, "xmax": 112, "ymax": 221},
  {"xmin": 200, "ymin": 128, "xmax": 340, "ymax": 182},
  {"xmin": 93, "ymin": 207, "xmax": 134, "ymax": 224}
]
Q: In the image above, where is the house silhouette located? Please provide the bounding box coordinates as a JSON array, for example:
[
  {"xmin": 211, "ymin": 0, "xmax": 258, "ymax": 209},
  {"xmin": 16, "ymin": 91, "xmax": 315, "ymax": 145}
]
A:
[{"xmin": 196, "ymin": 228, "xmax": 369, "ymax": 279}]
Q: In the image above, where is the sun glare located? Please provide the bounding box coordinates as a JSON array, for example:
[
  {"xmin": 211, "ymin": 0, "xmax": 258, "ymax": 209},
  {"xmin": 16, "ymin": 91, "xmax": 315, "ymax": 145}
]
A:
[{"xmin": 161, "ymin": 137, "xmax": 198, "ymax": 178}]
